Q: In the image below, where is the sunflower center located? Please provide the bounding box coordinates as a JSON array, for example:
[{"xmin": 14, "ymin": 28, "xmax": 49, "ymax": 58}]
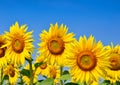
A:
[
  {"xmin": 0, "ymin": 48, "xmax": 5, "ymax": 58},
  {"xmin": 9, "ymin": 69, "xmax": 15, "ymax": 77},
  {"xmin": 40, "ymin": 63, "xmax": 47, "ymax": 69},
  {"xmin": 12, "ymin": 39, "xmax": 24, "ymax": 53},
  {"xmin": 77, "ymin": 51, "xmax": 97, "ymax": 71},
  {"xmin": 0, "ymin": 42, "xmax": 6, "ymax": 58},
  {"xmin": 48, "ymin": 37, "xmax": 64, "ymax": 55},
  {"xmin": 109, "ymin": 53, "xmax": 120, "ymax": 70}
]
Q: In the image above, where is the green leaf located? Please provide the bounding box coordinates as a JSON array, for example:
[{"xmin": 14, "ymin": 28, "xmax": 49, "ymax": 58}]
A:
[
  {"xmin": 60, "ymin": 73, "xmax": 70, "ymax": 80},
  {"xmin": 62, "ymin": 70, "xmax": 69, "ymax": 75},
  {"xmin": 104, "ymin": 80, "xmax": 110, "ymax": 83},
  {"xmin": 3, "ymin": 75, "xmax": 9, "ymax": 80},
  {"xmin": 113, "ymin": 81, "xmax": 120, "ymax": 85},
  {"xmin": 20, "ymin": 69, "xmax": 30, "ymax": 77},
  {"xmin": 25, "ymin": 57, "xmax": 33, "ymax": 62},
  {"xmin": 36, "ymin": 78, "xmax": 54, "ymax": 85},
  {"xmin": 65, "ymin": 82, "xmax": 79, "ymax": 85},
  {"xmin": 37, "ymin": 80, "xmax": 44, "ymax": 82},
  {"xmin": 34, "ymin": 62, "xmax": 44, "ymax": 69},
  {"xmin": 99, "ymin": 80, "xmax": 110, "ymax": 85},
  {"xmin": 99, "ymin": 83, "xmax": 110, "ymax": 85},
  {"xmin": 100, "ymin": 80, "xmax": 110, "ymax": 85}
]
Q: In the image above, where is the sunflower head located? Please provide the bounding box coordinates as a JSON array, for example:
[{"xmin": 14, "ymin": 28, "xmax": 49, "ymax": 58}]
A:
[
  {"xmin": 107, "ymin": 44, "xmax": 120, "ymax": 70},
  {"xmin": 35, "ymin": 55, "xmax": 49, "ymax": 76},
  {"xmin": 38, "ymin": 23, "xmax": 75, "ymax": 65},
  {"xmin": 4, "ymin": 64, "xmax": 19, "ymax": 84},
  {"xmin": 0, "ymin": 34, "xmax": 8, "ymax": 67},
  {"xmin": 109, "ymin": 53, "xmax": 120, "ymax": 70},
  {"xmin": 48, "ymin": 65, "xmax": 60, "ymax": 84},
  {"xmin": 7, "ymin": 65, "xmax": 15, "ymax": 77},
  {"xmin": 65, "ymin": 35, "xmax": 110, "ymax": 83},
  {"xmin": 35, "ymin": 55, "xmax": 48, "ymax": 69},
  {"xmin": 105, "ymin": 44, "xmax": 120, "ymax": 81},
  {"xmin": 0, "ymin": 35, "xmax": 6, "ymax": 58},
  {"xmin": 5, "ymin": 22, "xmax": 34, "ymax": 65}
]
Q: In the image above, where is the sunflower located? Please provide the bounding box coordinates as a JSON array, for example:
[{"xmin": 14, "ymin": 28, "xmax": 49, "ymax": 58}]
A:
[
  {"xmin": 47, "ymin": 65, "xmax": 60, "ymax": 84},
  {"xmin": 23, "ymin": 64, "xmax": 38, "ymax": 85},
  {"xmin": 38, "ymin": 23, "xmax": 75, "ymax": 65},
  {"xmin": 105, "ymin": 43, "xmax": 120, "ymax": 83},
  {"xmin": 35, "ymin": 55, "xmax": 49, "ymax": 76},
  {"xmin": 0, "ymin": 34, "xmax": 7, "ymax": 67},
  {"xmin": 65, "ymin": 35, "xmax": 110, "ymax": 83},
  {"xmin": 5, "ymin": 22, "xmax": 34, "ymax": 65},
  {"xmin": 4, "ymin": 64, "xmax": 19, "ymax": 85},
  {"xmin": 90, "ymin": 81, "xmax": 98, "ymax": 85}
]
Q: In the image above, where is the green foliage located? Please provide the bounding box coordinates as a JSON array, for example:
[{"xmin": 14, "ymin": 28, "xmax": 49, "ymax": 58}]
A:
[
  {"xmin": 99, "ymin": 80, "xmax": 110, "ymax": 85},
  {"xmin": 3, "ymin": 75, "xmax": 9, "ymax": 80},
  {"xmin": 34, "ymin": 62, "xmax": 44, "ymax": 69},
  {"xmin": 113, "ymin": 81, "xmax": 120, "ymax": 85},
  {"xmin": 65, "ymin": 82, "xmax": 79, "ymax": 85},
  {"xmin": 36, "ymin": 78, "xmax": 54, "ymax": 85},
  {"xmin": 25, "ymin": 57, "xmax": 33, "ymax": 62},
  {"xmin": 20, "ymin": 69, "xmax": 30, "ymax": 77},
  {"xmin": 62, "ymin": 70, "xmax": 69, "ymax": 75},
  {"xmin": 60, "ymin": 70, "xmax": 70, "ymax": 81}
]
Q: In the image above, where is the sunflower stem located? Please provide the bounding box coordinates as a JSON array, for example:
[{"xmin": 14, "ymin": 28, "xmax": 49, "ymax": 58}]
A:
[
  {"xmin": 27, "ymin": 58, "xmax": 33, "ymax": 85},
  {"xmin": 60, "ymin": 66, "xmax": 63, "ymax": 85},
  {"xmin": 20, "ymin": 74, "xmax": 24, "ymax": 85},
  {"xmin": 0, "ymin": 68, "xmax": 3, "ymax": 85}
]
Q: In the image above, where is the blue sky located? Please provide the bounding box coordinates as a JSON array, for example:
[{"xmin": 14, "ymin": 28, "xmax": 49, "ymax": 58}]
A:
[{"xmin": 0, "ymin": 0, "xmax": 120, "ymax": 46}]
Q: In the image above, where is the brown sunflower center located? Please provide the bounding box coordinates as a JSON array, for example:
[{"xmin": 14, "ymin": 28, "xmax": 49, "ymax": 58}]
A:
[
  {"xmin": 0, "ymin": 43, "xmax": 6, "ymax": 58},
  {"xmin": 77, "ymin": 51, "xmax": 97, "ymax": 71},
  {"xmin": 9, "ymin": 69, "xmax": 15, "ymax": 77},
  {"xmin": 109, "ymin": 53, "xmax": 120, "ymax": 70},
  {"xmin": 0, "ymin": 48, "xmax": 5, "ymax": 58},
  {"xmin": 12, "ymin": 38, "xmax": 24, "ymax": 53},
  {"xmin": 47, "ymin": 37, "xmax": 64, "ymax": 55},
  {"xmin": 40, "ymin": 63, "xmax": 47, "ymax": 69}
]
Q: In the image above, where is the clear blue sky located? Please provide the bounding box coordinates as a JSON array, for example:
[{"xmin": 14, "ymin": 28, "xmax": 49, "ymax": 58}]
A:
[{"xmin": 0, "ymin": 0, "xmax": 120, "ymax": 46}]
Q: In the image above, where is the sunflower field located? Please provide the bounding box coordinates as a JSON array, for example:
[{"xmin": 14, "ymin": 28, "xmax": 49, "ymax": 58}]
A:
[{"xmin": 0, "ymin": 22, "xmax": 120, "ymax": 85}]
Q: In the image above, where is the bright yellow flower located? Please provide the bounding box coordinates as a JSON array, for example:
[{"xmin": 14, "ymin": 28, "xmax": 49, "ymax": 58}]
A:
[
  {"xmin": 35, "ymin": 55, "xmax": 49, "ymax": 76},
  {"xmin": 65, "ymin": 35, "xmax": 110, "ymax": 83},
  {"xmin": 48, "ymin": 65, "xmax": 60, "ymax": 84},
  {"xmin": 5, "ymin": 22, "xmax": 34, "ymax": 65},
  {"xmin": 90, "ymin": 81, "xmax": 98, "ymax": 85},
  {"xmin": 105, "ymin": 43, "xmax": 120, "ymax": 83},
  {"xmin": 0, "ymin": 34, "xmax": 7, "ymax": 67},
  {"xmin": 38, "ymin": 23, "xmax": 75, "ymax": 65},
  {"xmin": 4, "ymin": 64, "xmax": 19, "ymax": 85},
  {"xmin": 23, "ymin": 64, "xmax": 38, "ymax": 85}
]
